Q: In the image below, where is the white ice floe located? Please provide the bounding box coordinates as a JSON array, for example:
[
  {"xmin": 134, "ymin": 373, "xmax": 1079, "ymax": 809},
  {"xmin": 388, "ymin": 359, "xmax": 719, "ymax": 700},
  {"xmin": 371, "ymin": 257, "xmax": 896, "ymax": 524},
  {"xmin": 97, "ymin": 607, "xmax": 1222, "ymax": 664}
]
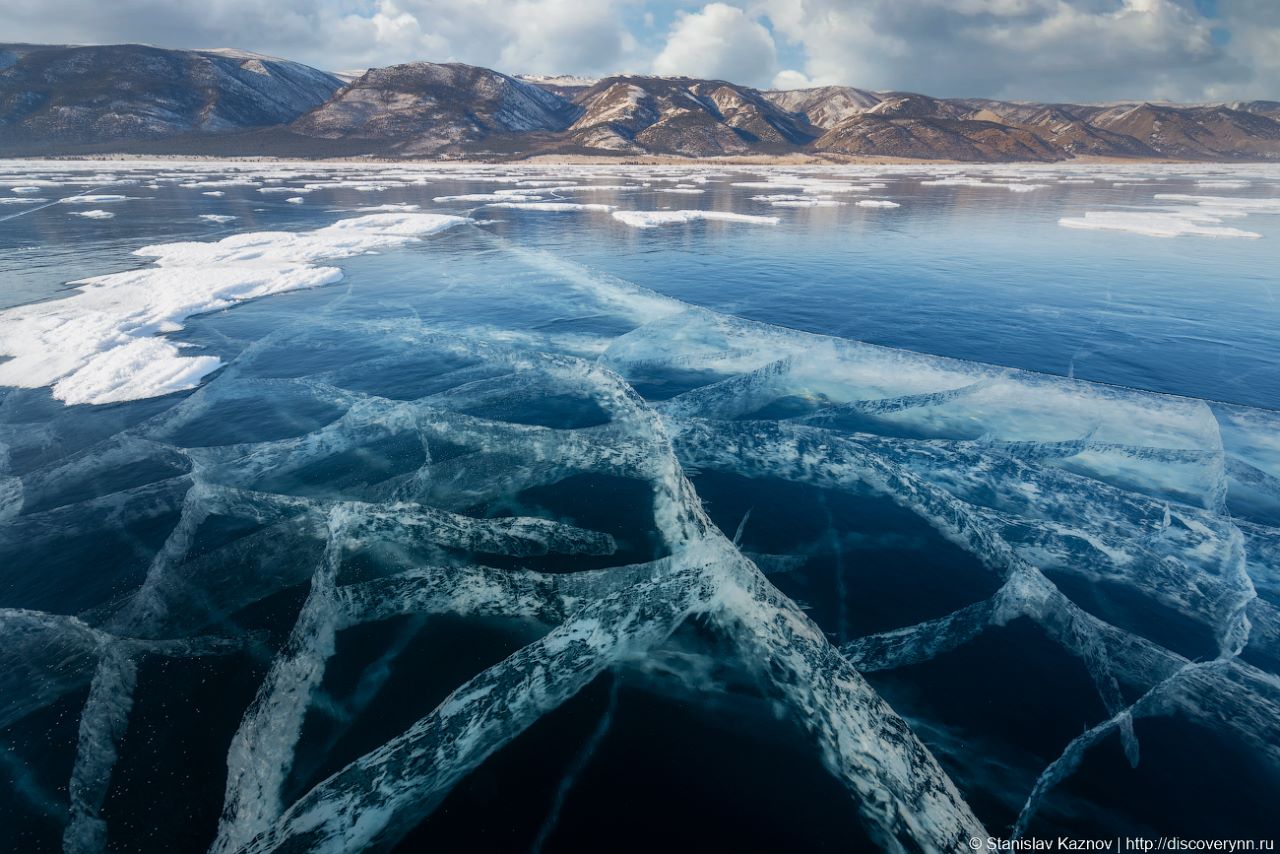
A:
[
  {"xmin": 1060, "ymin": 189, "xmax": 1280, "ymax": 239},
  {"xmin": 732, "ymin": 180, "xmax": 869, "ymax": 194},
  {"xmin": 611, "ymin": 210, "xmax": 780, "ymax": 228},
  {"xmin": 770, "ymin": 200, "xmax": 842, "ymax": 208},
  {"xmin": 199, "ymin": 214, "xmax": 238, "ymax": 224},
  {"xmin": 6, "ymin": 180, "xmax": 65, "ymax": 189},
  {"xmin": 353, "ymin": 204, "xmax": 422, "ymax": 212},
  {"xmin": 60, "ymin": 195, "xmax": 133, "ymax": 204},
  {"xmin": 539, "ymin": 185, "xmax": 641, "ymax": 193},
  {"xmin": 1058, "ymin": 210, "xmax": 1261, "ymax": 239},
  {"xmin": 68, "ymin": 210, "xmax": 115, "ymax": 220},
  {"xmin": 485, "ymin": 202, "xmax": 615, "ymax": 212},
  {"xmin": 202, "ymin": 191, "xmax": 226, "ymax": 197},
  {"xmin": 656, "ymin": 188, "xmax": 706, "ymax": 194},
  {"xmin": 434, "ymin": 193, "xmax": 541, "ymax": 203},
  {"xmin": 258, "ymin": 187, "xmax": 313, "ymax": 195},
  {"xmin": 1, "ymin": 197, "xmax": 46, "ymax": 204},
  {"xmin": 180, "ymin": 180, "xmax": 261, "ymax": 189},
  {"xmin": 921, "ymin": 177, "xmax": 1047, "ymax": 192},
  {"xmin": 856, "ymin": 200, "xmax": 901, "ymax": 208},
  {"xmin": 751, "ymin": 193, "xmax": 843, "ymax": 207},
  {"xmin": 1196, "ymin": 180, "xmax": 1249, "ymax": 189},
  {"xmin": 285, "ymin": 197, "xmax": 305, "ymax": 205},
  {"xmin": 0, "ymin": 213, "xmax": 470, "ymax": 405},
  {"xmin": 1153, "ymin": 194, "xmax": 1280, "ymax": 213}
]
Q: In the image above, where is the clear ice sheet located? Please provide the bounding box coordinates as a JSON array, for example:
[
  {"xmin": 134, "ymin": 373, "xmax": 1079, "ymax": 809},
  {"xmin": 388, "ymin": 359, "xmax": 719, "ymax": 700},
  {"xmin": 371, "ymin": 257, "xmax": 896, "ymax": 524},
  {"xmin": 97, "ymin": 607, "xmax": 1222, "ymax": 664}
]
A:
[{"xmin": 0, "ymin": 161, "xmax": 1278, "ymax": 852}]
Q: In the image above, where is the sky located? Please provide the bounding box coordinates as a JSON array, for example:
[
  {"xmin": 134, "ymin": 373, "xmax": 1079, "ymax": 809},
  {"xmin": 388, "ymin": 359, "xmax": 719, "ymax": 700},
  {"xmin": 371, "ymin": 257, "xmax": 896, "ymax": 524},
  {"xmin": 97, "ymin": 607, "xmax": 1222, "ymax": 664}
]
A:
[{"xmin": 2, "ymin": 0, "xmax": 1278, "ymax": 102}]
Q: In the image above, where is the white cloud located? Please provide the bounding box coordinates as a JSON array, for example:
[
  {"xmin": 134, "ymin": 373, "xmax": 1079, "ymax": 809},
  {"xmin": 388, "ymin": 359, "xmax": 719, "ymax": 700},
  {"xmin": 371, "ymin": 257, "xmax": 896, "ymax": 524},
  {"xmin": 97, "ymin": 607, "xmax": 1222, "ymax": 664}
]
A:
[
  {"xmin": 0, "ymin": 0, "xmax": 639, "ymax": 76},
  {"xmin": 322, "ymin": 0, "xmax": 640, "ymax": 75},
  {"xmin": 760, "ymin": 0, "xmax": 1275, "ymax": 102},
  {"xmin": 652, "ymin": 3, "xmax": 778, "ymax": 87},
  {"xmin": 0, "ymin": 0, "xmax": 1278, "ymax": 100},
  {"xmin": 771, "ymin": 68, "xmax": 815, "ymax": 90}
]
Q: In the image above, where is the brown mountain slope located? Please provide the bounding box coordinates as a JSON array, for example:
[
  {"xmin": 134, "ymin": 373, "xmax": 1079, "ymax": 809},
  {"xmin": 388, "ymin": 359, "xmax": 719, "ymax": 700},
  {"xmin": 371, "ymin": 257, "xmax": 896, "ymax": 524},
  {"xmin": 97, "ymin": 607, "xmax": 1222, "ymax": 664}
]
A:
[
  {"xmin": 814, "ymin": 114, "xmax": 1063, "ymax": 162},
  {"xmin": 1088, "ymin": 103, "xmax": 1280, "ymax": 160},
  {"xmin": 762, "ymin": 85, "xmax": 882, "ymax": 129},
  {"xmin": 0, "ymin": 43, "xmax": 341, "ymax": 150},
  {"xmin": 1025, "ymin": 110, "xmax": 1155, "ymax": 157},
  {"xmin": 565, "ymin": 76, "xmax": 815, "ymax": 155},
  {"xmin": 290, "ymin": 62, "xmax": 579, "ymax": 155},
  {"xmin": 864, "ymin": 93, "xmax": 967, "ymax": 120},
  {"xmin": 3, "ymin": 42, "xmax": 1279, "ymax": 161}
]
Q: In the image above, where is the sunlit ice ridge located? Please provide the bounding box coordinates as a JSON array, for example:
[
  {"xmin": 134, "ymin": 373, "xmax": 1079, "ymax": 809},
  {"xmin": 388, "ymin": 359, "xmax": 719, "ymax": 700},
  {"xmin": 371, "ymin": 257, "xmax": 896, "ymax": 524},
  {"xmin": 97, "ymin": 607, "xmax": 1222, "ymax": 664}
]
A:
[{"xmin": 0, "ymin": 158, "xmax": 1278, "ymax": 852}]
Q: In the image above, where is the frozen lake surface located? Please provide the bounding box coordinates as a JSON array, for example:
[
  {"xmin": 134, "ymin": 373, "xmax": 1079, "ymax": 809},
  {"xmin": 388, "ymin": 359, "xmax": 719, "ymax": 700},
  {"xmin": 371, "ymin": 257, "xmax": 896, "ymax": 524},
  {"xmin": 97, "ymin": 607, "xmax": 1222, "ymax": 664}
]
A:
[{"xmin": 1, "ymin": 160, "xmax": 1278, "ymax": 851}]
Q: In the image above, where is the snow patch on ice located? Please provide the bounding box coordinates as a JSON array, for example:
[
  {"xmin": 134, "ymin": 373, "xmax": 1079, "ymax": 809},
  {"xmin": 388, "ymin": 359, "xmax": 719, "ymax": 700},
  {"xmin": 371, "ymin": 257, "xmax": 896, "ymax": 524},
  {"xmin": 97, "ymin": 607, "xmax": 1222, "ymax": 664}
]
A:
[
  {"xmin": 60, "ymin": 195, "xmax": 133, "ymax": 204},
  {"xmin": 434, "ymin": 193, "xmax": 531, "ymax": 203},
  {"xmin": 921, "ymin": 177, "xmax": 1047, "ymax": 192},
  {"xmin": 1153, "ymin": 194, "xmax": 1280, "ymax": 213},
  {"xmin": 180, "ymin": 180, "xmax": 260, "ymax": 189},
  {"xmin": 611, "ymin": 210, "xmax": 780, "ymax": 228},
  {"xmin": 485, "ymin": 202, "xmax": 615, "ymax": 212},
  {"xmin": 1059, "ymin": 210, "xmax": 1261, "ymax": 239},
  {"xmin": 0, "ymin": 213, "xmax": 471, "ymax": 405},
  {"xmin": 752, "ymin": 194, "xmax": 843, "ymax": 208},
  {"xmin": 733, "ymin": 180, "xmax": 869, "ymax": 194}
]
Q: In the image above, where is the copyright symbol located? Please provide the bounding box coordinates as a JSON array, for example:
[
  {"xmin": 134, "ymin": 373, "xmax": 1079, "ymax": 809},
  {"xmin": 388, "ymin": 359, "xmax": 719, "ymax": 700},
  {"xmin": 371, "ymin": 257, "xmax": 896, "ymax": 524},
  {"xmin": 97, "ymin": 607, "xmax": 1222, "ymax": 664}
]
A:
[{"xmin": 969, "ymin": 838, "xmax": 983, "ymax": 851}]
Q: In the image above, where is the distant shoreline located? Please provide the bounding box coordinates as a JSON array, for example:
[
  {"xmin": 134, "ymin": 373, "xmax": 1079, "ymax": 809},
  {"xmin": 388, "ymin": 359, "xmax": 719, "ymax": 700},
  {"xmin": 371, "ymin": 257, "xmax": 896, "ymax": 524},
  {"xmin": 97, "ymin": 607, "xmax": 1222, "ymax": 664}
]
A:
[
  {"xmin": 3, "ymin": 152, "xmax": 1273, "ymax": 166},
  {"xmin": 5, "ymin": 44, "xmax": 1278, "ymax": 167}
]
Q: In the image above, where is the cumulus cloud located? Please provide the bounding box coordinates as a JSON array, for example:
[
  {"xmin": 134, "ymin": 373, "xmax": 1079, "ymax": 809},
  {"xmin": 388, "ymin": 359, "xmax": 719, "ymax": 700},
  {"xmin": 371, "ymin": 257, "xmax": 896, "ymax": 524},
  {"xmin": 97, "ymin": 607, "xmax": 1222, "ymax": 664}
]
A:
[
  {"xmin": 0, "ymin": 0, "xmax": 638, "ymax": 76},
  {"xmin": 330, "ymin": 0, "xmax": 637, "ymax": 76},
  {"xmin": 760, "ymin": 0, "xmax": 1275, "ymax": 101},
  {"xmin": 771, "ymin": 68, "xmax": 816, "ymax": 90},
  {"xmin": 652, "ymin": 3, "xmax": 778, "ymax": 87},
  {"xmin": 0, "ymin": 0, "xmax": 1278, "ymax": 100}
]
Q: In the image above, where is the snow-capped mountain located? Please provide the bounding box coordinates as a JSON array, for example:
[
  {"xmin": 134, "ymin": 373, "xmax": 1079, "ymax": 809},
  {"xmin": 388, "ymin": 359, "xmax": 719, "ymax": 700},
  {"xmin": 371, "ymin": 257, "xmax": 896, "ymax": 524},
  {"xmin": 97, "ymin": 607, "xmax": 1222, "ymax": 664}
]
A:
[
  {"xmin": 2, "ymin": 42, "xmax": 1279, "ymax": 162},
  {"xmin": 562, "ymin": 75, "xmax": 815, "ymax": 156},
  {"xmin": 761, "ymin": 85, "xmax": 881, "ymax": 129},
  {"xmin": 290, "ymin": 62, "xmax": 580, "ymax": 155},
  {"xmin": 0, "ymin": 43, "xmax": 342, "ymax": 150}
]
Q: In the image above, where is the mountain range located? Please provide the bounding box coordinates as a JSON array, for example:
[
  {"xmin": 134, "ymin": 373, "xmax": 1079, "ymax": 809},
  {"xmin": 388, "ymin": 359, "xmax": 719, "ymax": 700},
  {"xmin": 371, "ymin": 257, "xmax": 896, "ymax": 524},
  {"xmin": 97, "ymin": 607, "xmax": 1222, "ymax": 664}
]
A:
[{"xmin": 3, "ymin": 42, "xmax": 1279, "ymax": 161}]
